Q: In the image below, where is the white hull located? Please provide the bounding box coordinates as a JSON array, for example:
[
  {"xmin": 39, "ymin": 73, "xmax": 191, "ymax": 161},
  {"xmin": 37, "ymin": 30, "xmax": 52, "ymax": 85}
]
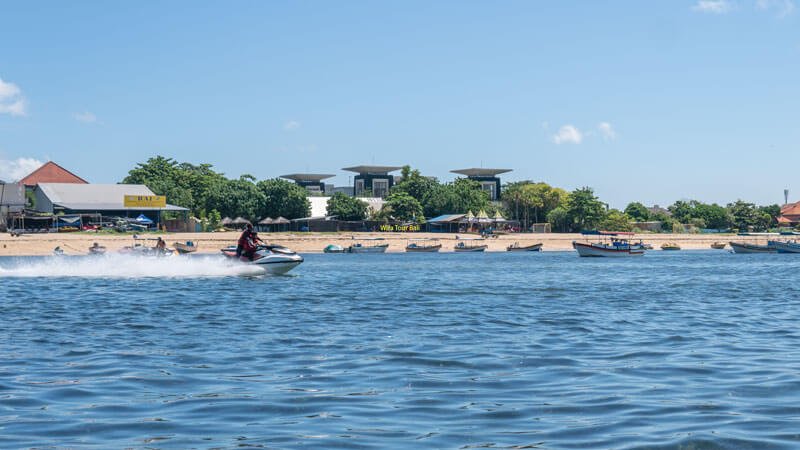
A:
[
  {"xmin": 454, "ymin": 245, "xmax": 487, "ymax": 252},
  {"xmin": 221, "ymin": 245, "xmax": 304, "ymax": 274},
  {"xmin": 573, "ymin": 242, "xmax": 644, "ymax": 257},
  {"xmin": 729, "ymin": 242, "xmax": 775, "ymax": 254},
  {"xmin": 349, "ymin": 245, "xmax": 389, "ymax": 253},
  {"xmin": 252, "ymin": 258, "xmax": 304, "ymax": 275}
]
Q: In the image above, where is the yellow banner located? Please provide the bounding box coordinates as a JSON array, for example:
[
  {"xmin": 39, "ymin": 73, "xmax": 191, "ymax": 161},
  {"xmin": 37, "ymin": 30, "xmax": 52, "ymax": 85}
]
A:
[{"xmin": 124, "ymin": 195, "xmax": 166, "ymax": 208}]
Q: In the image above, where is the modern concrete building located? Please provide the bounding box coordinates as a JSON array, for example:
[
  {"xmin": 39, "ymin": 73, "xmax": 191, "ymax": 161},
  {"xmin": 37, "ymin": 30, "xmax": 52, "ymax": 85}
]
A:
[
  {"xmin": 342, "ymin": 165, "xmax": 402, "ymax": 198},
  {"xmin": 280, "ymin": 173, "xmax": 335, "ymax": 194},
  {"xmin": 450, "ymin": 168, "xmax": 512, "ymax": 201}
]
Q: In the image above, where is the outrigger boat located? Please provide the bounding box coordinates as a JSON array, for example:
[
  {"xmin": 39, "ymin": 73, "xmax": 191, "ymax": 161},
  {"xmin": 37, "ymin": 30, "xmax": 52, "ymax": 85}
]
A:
[
  {"xmin": 221, "ymin": 244, "xmax": 304, "ymax": 274},
  {"xmin": 348, "ymin": 237, "xmax": 389, "ymax": 254},
  {"xmin": 729, "ymin": 242, "xmax": 776, "ymax": 254},
  {"xmin": 573, "ymin": 232, "xmax": 646, "ymax": 257},
  {"xmin": 454, "ymin": 237, "xmax": 487, "ymax": 252},
  {"xmin": 506, "ymin": 242, "xmax": 542, "ymax": 252},
  {"xmin": 406, "ymin": 238, "xmax": 441, "ymax": 252},
  {"xmin": 767, "ymin": 240, "xmax": 800, "ymax": 253}
]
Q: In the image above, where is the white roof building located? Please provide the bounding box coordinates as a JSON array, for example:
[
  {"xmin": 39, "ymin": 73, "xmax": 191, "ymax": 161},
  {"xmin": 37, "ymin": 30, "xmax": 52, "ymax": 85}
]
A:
[{"xmin": 33, "ymin": 183, "xmax": 187, "ymax": 213}]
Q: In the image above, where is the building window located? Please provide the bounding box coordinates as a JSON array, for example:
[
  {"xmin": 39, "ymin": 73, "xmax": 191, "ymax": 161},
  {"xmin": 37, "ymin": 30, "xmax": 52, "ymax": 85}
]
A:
[
  {"xmin": 306, "ymin": 186, "xmax": 322, "ymax": 193},
  {"xmin": 373, "ymin": 179, "xmax": 389, "ymax": 198},
  {"xmin": 481, "ymin": 181, "xmax": 496, "ymax": 200},
  {"xmin": 355, "ymin": 179, "xmax": 365, "ymax": 196}
]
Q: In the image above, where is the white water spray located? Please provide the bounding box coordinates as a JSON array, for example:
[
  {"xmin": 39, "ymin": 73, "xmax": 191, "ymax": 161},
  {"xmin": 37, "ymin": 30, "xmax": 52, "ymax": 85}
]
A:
[{"xmin": 0, "ymin": 254, "xmax": 268, "ymax": 278}]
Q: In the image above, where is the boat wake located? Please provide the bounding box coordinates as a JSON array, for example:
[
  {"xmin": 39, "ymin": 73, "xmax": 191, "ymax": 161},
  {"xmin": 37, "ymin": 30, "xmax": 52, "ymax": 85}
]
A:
[{"xmin": 0, "ymin": 254, "xmax": 269, "ymax": 278}]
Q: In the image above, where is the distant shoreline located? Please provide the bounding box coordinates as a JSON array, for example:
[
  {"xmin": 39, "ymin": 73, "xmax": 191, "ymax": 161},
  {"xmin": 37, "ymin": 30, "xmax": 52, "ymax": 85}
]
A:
[{"xmin": 0, "ymin": 231, "xmax": 772, "ymax": 256}]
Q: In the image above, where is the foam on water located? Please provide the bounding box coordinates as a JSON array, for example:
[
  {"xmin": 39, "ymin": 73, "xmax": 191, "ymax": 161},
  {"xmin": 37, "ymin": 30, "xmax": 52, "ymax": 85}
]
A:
[{"xmin": 0, "ymin": 254, "xmax": 267, "ymax": 278}]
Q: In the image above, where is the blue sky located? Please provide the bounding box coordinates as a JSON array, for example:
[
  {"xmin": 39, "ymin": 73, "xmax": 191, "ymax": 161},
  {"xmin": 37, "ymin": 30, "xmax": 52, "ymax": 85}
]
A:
[{"xmin": 1, "ymin": 1, "xmax": 798, "ymax": 208}]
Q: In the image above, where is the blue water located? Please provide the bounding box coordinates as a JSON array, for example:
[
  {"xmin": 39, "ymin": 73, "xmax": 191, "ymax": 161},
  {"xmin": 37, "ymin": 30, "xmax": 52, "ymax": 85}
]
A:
[{"xmin": 2, "ymin": 251, "xmax": 800, "ymax": 449}]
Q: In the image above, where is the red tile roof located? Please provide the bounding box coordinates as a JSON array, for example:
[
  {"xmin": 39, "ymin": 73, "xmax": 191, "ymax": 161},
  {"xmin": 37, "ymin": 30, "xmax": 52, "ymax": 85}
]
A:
[{"xmin": 18, "ymin": 161, "xmax": 88, "ymax": 187}]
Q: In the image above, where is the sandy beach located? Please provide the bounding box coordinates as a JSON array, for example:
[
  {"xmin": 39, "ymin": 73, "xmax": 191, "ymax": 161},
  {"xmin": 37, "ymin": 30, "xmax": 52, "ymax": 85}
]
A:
[{"xmin": 0, "ymin": 231, "xmax": 779, "ymax": 256}]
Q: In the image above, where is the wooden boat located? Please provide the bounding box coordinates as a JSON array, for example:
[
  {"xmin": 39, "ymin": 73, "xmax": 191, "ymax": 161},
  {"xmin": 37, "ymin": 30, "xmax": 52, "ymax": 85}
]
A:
[
  {"xmin": 349, "ymin": 238, "xmax": 389, "ymax": 253},
  {"xmin": 406, "ymin": 239, "xmax": 441, "ymax": 252},
  {"xmin": 661, "ymin": 242, "xmax": 681, "ymax": 250},
  {"xmin": 573, "ymin": 238, "xmax": 646, "ymax": 257},
  {"xmin": 506, "ymin": 242, "xmax": 542, "ymax": 252},
  {"xmin": 173, "ymin": 241, "xmax": 198, "ymax": 254},
  {"xmin": 710, "ymin": 242, "xmax": 727, "ymax": 249},
  {"xmin": 454, "ymin": 238, "xmax": 487, "ymax": 252},
  {"xmin": 729, "ymin": 242, "xmax": 775, "ymax": 254},
  {"xmin": 767, "ymin": 240, "xmax": 800, "ymax": 253},
  {"xmin": 323, "ymin": 244, "xmax": 346, "ymax": 253}
]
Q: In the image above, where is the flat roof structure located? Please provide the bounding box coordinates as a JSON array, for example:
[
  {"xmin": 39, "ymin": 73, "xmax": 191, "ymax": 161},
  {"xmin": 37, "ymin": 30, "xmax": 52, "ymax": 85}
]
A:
[
  {"xmin": 342, "ymin": 165, "xmax": 403, "ymax": 174},
  {"xmin": 19, "ymin": 161, "xmax": 88, "ymax": 187},
  {"xmin": 450, "ymin": 168, "xmax": 512, "ymax": 177},
  {"xmin": 280, "ymin": 174, "xmax": 335, "ymax": 182}
]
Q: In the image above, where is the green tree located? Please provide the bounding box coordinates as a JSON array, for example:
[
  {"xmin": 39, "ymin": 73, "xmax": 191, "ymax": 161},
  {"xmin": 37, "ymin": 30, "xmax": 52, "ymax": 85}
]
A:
[
  {"xmin": 651, "ymin": 212, "xmax": 676, "ymax": 233},
  {"xmin": 598, "ymin": 209, "xmax": 633, "ymax": 232},
  {"xmin": 566, "ymin": 187, "xmax": 607, "ymax": 231},
  {"xmin": 392, "ymin": 165, "xmax": 438, "ymax": 204},
  {"xmin": 727, "ymin": 200, "xmax": 759, "ymax": 231},
  {"xmin": 326, "ymin": 192, "xmax": 368, "ymax": 221},
  {"xmin": 256, "ymin": 178, "xmax": 310, "ymax": 220},
  {"xmin": 205, "ymin": 178, "xmax": 264, "ymax": 221},
  {"xmin": 546, "ymin": 206, "xmax": 569, "ymax": 232},
  {"xmin": 624, "ymin": 202, "xmax": 650, "ymax": 221},
  {"xmin": 693, "ymin": 203, "xmax": 730, "ymax": 229},
  {"xmin": 384, "ymin": 191, "xmax": 424, "ymax": 222},
  {"xmin": 422, "ymin": 178, "xmax": 490, "ymax": 219},
  {"xmin": 758, "ymin": 204, "xmax": 780, "ymax": 230},
  {"xmin": 668, "ymin": 200, "xmax": 694, "ymax": 223}
]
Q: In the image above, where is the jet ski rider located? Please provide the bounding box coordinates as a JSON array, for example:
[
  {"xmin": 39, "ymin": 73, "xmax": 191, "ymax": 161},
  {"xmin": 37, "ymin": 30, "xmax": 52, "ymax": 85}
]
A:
[{"xmin": 237, "ymin": 224, "xmax": 264, "ymax": 261}]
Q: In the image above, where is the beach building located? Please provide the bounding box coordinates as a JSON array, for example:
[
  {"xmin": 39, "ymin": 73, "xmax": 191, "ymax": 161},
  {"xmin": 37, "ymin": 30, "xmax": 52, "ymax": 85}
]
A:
[
  {"xmin": 32, "ymin": 183, "xmax": 188, "ymax": 229},
  {"xmin": 647, "ymin": 205, "xmax": 670, "ymax": 216},
  {"xmin": 342, "ymin": 165, "xmax": 402, "ymax": 198},
  {"xmin": 778, "ymin": 201, "xmax": 800, "ymax": 226},
  {"xmin": 18, "ymin": 161, "xmax": 88, "ymax": 190},
  {"xmin": 280, "ymin": 173, "xmax": 335, "ymax": 194},
  {"xmin": 450, "ymin": 168, "xmax": 512, "ymax": 201},
  {"xmin": 0, "ymin": 181, "xmax": 26, "ymax": 231}
]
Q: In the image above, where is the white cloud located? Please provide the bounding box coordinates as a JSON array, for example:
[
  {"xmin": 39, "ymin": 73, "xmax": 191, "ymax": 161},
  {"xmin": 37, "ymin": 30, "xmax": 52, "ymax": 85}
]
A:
[
  {"xmin": 0, "ymin": 77, "xmax": 26, "ymax": 116},
  {"xmin": 598, "ymin": 122, "xmax": 617, "ymax": 140},
  {"xmin": 691, "ymin": 0, "xmax": 732, "ymax": 13},
  {"xmin": 283, "ymin": 120, "xmax": 300, "ymax": 131},
  {"xmin": 552, "ymin": 125, "xmax": 583, "ymax": 144},
  {"xmin": 72, "ymin": 111, "xmax": 97, "ymax": 123},
  {"xmin": 757, "ymin": 0, "xmax": 795, "ymax": 17},
  {"xmin": 0, "ymin": 157, "xmax": 44, "ymax": 182}
]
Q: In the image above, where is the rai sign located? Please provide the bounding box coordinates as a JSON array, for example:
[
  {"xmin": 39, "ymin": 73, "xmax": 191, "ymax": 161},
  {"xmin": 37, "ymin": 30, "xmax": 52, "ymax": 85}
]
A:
[{"xmin": 124, "ymin": 195, "xmax": 166, "ymax": 208}]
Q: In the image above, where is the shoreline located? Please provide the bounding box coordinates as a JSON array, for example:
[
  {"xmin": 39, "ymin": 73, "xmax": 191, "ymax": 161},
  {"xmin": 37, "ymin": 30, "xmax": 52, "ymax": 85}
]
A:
[{"xmin": 0, "ymin": 231, "xmax": 779, "ymax": 256}]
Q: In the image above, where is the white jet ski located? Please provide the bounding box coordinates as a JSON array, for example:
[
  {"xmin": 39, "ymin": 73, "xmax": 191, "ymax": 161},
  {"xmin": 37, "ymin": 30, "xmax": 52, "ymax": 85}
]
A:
[{"xmin": 221, "ymin": 244, "xmax": 304, "ymax": 275}]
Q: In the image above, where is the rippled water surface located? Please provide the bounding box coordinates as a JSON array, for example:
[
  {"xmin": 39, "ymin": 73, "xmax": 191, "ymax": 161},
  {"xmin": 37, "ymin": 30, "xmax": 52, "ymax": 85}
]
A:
[{"xmin": 2, "ymin": 251, "xmax": 800, "ymax": 449}]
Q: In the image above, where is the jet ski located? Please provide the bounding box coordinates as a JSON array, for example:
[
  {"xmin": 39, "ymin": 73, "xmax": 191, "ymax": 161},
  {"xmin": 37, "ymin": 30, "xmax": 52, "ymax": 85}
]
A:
[{"xmin": 221, "ymin": 244, "xmax": 304, "ymax": 275}]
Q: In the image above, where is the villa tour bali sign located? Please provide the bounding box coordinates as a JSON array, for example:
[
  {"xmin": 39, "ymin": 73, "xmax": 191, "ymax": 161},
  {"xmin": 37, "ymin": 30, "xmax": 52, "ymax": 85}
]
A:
[{"xmin": 123, "ymin": 195, "xmax": 166, "ymax": 208}]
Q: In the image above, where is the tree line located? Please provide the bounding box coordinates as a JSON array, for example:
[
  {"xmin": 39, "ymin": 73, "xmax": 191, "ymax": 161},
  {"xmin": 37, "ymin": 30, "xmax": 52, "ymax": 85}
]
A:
[{"xmin": 123, "ymin": 157, "xmax": 783, "ymax": 232}]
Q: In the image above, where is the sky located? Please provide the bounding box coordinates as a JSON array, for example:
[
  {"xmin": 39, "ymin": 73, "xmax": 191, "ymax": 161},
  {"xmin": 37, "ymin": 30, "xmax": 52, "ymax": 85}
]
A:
[{"xmin": 1, "ymin": 0, "xmax": 798, "ymax": 208}]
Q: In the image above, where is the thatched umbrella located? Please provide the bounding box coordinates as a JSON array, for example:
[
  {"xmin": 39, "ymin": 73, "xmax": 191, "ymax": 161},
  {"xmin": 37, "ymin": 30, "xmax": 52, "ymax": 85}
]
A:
[
  {"xmin": 220, "ymin": 217, "xmax": 233, "ymax": 226},
  {"xmin": 258, "ymin": 217, "xmax": 274, "ymax": 225},
  {"xmin": 232, "ymin": 217, "xmax": 252, "ymax": 225},
  {"xmin": 273, "ymin": 216, "xmax": 290, "ymax": 224}
]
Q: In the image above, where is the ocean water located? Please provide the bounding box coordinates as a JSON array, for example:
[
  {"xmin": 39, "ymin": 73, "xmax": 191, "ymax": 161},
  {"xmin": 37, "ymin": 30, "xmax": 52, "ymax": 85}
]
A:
[{"xmin": 1, "ymin": 250, "xmax": 800, "ymax": 449}]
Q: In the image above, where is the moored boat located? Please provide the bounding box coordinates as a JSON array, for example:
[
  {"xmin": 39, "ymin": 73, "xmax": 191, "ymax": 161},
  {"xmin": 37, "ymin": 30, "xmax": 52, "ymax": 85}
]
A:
[
  {"xmin": 88, "ymin": 242, "xmax": 107, "ymax": 255},
  {"xmin": 729, "ymin": 242, "xmax": 775, "ymax": 254},
  {"xmin": 349, "ymin": 238, "xmax": 389, "ymax": 253},
  {"xmin": 506, "ymin": 242, "xmax": 542, "ymax": 252},
  {"xmin": 454, "ymin": 238, "xmax": 487, "ymax": 252},
  {"xmin": 710, "ymin": 242, "xmax": 726, "ymax": 249},
  {"xmin": 767, "ymin": 240, "xmax": 800, "ymax": 253},
  {"xmin": 173, "ymin": 241, "xmax": 198, "ymax": 254},
  {"xmin": 573, "ymin": 238, "xmax": 646, "ymax": 257},
  {"xmin": 406, "ymin": 239, "xmax": 441, "ymax": 252},
  {"xmin": 323, "ymin": 244, "xmax": 346, "ymax": 253},
  {"xmin": 661, "ymin": 242, "xmax": 681, "ymax": 251}
]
